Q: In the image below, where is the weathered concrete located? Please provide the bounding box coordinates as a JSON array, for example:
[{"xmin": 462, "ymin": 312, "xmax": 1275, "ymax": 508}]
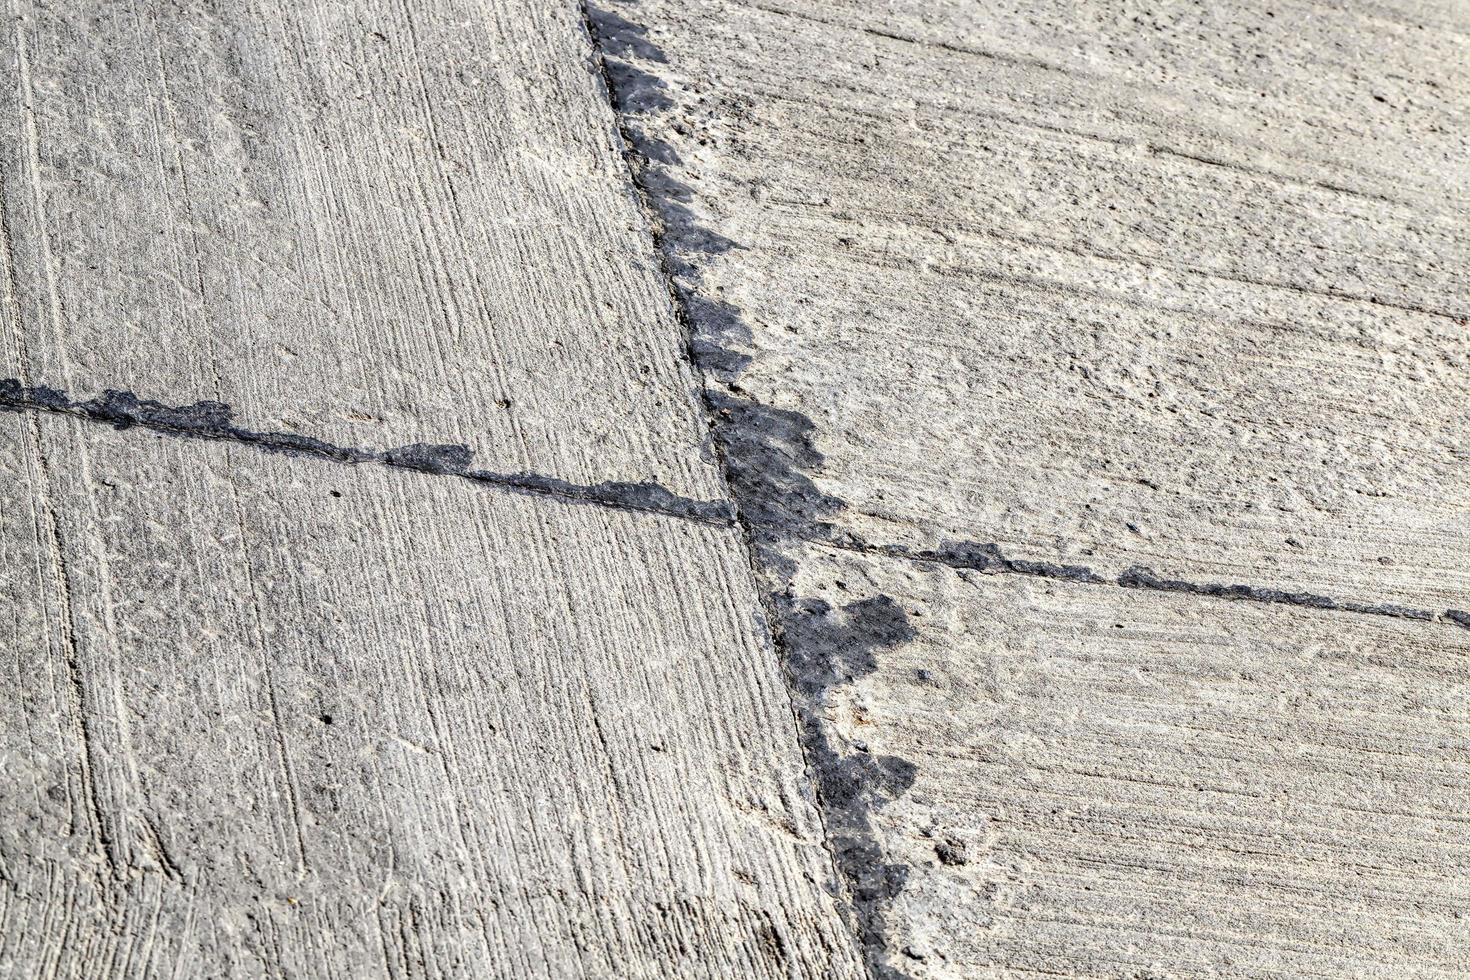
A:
[
  {"xmin": 0, "ymin": 409, "xmax": 862, "ymax": 978},
  {"xmin": 582, "ymin": 1, "xmax": 1470, "ymax": 975},
  {"xmin": 0, "ymin": 0, "xmax": 719, "ymax": 497},
  {"xmin": 591, "ymin": 0, "xmax": 1470, "ymax": 612},
  {"xmin": 0, "ymin": 1, "xmax": 869, "ymax": 973},
  {"xmin": 777, "ymin": 540, "xmax": 1470, "ymax": 977},
  {"xmin": 3, "ymin": 0, "xmax": 1468, "ymax": 976}
]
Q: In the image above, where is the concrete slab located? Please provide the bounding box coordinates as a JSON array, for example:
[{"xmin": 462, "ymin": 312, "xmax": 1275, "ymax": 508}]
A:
[
  {"xmin": 775, "ymin": 540, "xmax": 1470, "ymax": 977},
  {"xmin": 588, "ymin": 0, "xmax": 1470, "ymax": 611},
  {"xmin": 3, "ymin": 0, "xmax": 1466, "ymax": 975},
  {"xmin": 0, "ymin": 410, "xmax": 862, "ymax": 978},
  {"xmin": 0, "ymin": 0, "xmax": 719, "ymax": 497}
]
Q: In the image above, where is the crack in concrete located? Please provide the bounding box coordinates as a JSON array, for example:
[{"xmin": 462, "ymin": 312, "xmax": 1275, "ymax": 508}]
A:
[
  {"xmin": 5, "ymin": 0, "xmax": 1463, "ymax": 970},
  {"xmin": 0, "ymin": 379, "xmax": 737, "ymax": 527},
  {"xmin": 573, "ymin": 3, "xmax": 1470, "ymax": 965},
  {"xmin": 578, "ymin": 3, "xmax": 900, "ymax": 976},
  {"xmin": 818, "ymin": 536, "xmax": 1468, "ymax": 630},
  {"xmin": 6, "ymin": 376, "xmax": 1467, "ymax": 633}
]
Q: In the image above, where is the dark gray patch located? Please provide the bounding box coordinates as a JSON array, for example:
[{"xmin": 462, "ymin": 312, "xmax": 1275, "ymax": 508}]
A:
[
  {"xmin": 11, "ymin": 382, "xmax": 75, "ymax": 411},
  {"xmin": 683, "ymin": 291, "xmax": 753, "ymax": 381},
  {"xmin": 1445, "ymin": 610, "xmax": 1470, "ymax": 630},
  {"xmin": 934, "ymin": 839, "xmax": 967, "ymax": 867},
  {"xmin": 583, "ymin": 2, "xmax": 668, "ymax": 64},
  {"xmin": 382, "ymin": 442, "xmax": 474, "ymax": 475},
  {"xmin": 83, "ymin": 389, "xmax": 236, "ymax": 432},
  {"xmin": 872, "ymin": 539, "xmax": 1441, "ymax": 625},
  {"xmin": 601, "ymin": 57, "xmax": 675, "ymax": 117},
  {"xmin": 585, "ymin": 2, "xmax": 738, "ymax": 257},
  {"xmin": 579, "ymin": 478, "xmax": 734, "ymax": 522},
  {"xmin": 781, "ymin": 595, "xmax": 920, "ymax": 979},
  {"xmin": 0, "ymin": 383, "xmax": 365, "ymax": 464},
  {"xmin": 1119, "ymin": 565, "xmax": 1339, "ymax": 609},
  {"xmin": 1336, "ymin": 599, "xmax": 1436, "ymax": 621},
  {"xmin": 784, "ymin": 596, "xmax": 913, "ymax": 698},
  {"xmin": 1118, "ymin": 565, "xmax": 1436, "ymax": 621},
  {"xmin": 921, "ymin": 539, "xmax": 1105, "ymax": 583},
  {"xmin": 707, "ymin": 389, "xmax": 844, "ymax": 540},
  {"xmin": 484, "ymin": 469, "xmax": 737, "ymax": 524},
  {"xmin": 879, "ymin": 532, "xmax": 1443, "ymax": 625}
]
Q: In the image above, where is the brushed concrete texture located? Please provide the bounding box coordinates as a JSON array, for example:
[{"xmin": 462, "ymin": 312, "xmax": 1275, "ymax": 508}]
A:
[
  {"xmin": 3, "ymin": 0, "xmax": 1468, "ymax": 977},
  {"xmin": 0, "ymin": 0, "xmax": 721, "ymax": 498},
  {"xmin": 588, "ymin": 0, "xmax": 1470, "ymax": 611},
  {"xmin": 778, "ymin": 539, "xmax": 1470, "ymax": 977},
  {"xmin": 0, "ymin": 409, "xmax": 863, "ymax": 979}
]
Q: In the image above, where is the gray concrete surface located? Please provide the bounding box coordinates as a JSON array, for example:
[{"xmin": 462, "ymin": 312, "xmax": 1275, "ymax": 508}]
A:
[
  {"xmin": 584, "ymin": 0, "xmax": 1470, "ymax": 976},
  {"xmin": 2, "ymin": 0, "xmax": 1468, "ymax": 977},
  {"xmin": 0, "ymin": 0, "xmax": 719, "ymax": 496},
  {"xmin": 0, "ymin": 410, "xmax": 861, "ymax": 977},
  {"xmin": 592, "ymin": 0, "xmax": 1470, "ymax": 611},
  {"xmin": 782, "ymin": 539, "xmax": 1470, "ymax": 977}
]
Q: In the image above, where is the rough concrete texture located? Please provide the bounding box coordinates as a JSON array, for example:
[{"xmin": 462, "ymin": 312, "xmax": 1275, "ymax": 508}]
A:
[
  {"xmin": 580, "ymin": 0, "xmax": 1470, "ymax": 975},
  {"xmin": 781, "ymin": 539, "xmax": 1470, "ymax": 977},
  {"xmin": 0, "ymin": 410, "xmax": 862, "ymax": 978},
  {"xmin": 0, "ymin": 0, "xmax": 720, "ymax": 497},
  {"xmin": 590, "ymin": 0, "xmax": 1470, "ymax": 612},
  {"xmin": 2, "ymin": 0, "xmax": 1468, "ymax": 977}
]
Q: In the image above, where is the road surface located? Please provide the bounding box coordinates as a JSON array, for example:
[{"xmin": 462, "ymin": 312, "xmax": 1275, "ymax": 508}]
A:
[{"xmin": 2, "ymin": 0, "xmax": 1467, "ymax": 976}]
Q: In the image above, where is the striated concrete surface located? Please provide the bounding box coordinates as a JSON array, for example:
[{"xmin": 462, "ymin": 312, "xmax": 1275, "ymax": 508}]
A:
[
  {"xmin": 584, "ymin": 0, "xmax": 1470, "ymax": 976},
  {"xmin": 0, "ymin": 409, "xmax": 862, "ymax": 978},
  {"xmin": 589, "ymin": 0, "xmax": 1470, "ymax": 612},
  {"xmin": 0, "ymin": 0, "xmax": 863, "ymax": 975},
  {"xmin": 2, "ymin": 0, "xmax": 1467, "ymax": 976},
  {"xmin": 0, "ymin": 0, "xmax": 720, "ymax": 496},
  {"xmin": 779, "ymin": 539, "xmax": 1470, "ymax": 977}
]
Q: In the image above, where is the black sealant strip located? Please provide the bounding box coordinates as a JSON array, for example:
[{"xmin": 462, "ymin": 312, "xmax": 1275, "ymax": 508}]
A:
[
  {"xmin": 4, "ymin": 378, "xmax": 1467, "ymax": 631},
  {"xmin": 821, "ymin": 536, "xmax": 1470, "ymax": 631},
  {"xmin": 0, "ymin": 379, "xmax": 738, "ymax": 527}
]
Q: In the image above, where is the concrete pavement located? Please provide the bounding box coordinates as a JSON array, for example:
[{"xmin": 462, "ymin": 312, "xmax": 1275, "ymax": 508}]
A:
[{"xmin": 3, "ymin": 0, "xmax": 1468, "ymax": 976}]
